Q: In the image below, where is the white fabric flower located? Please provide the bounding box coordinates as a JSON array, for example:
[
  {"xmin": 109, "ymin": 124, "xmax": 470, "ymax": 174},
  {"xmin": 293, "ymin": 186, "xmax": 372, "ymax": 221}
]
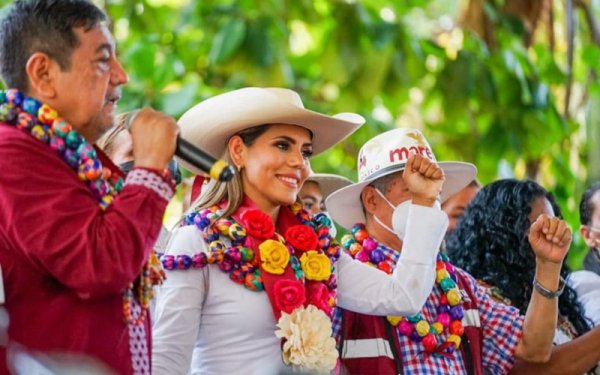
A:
[{"xmin": 275, "ymin": 305, "xmax": 338, "ymax": 373}]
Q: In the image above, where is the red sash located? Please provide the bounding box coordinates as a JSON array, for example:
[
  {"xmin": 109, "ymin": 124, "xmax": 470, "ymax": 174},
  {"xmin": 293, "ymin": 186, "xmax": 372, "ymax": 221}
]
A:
[{"xmin": 231, "ymin": 197, "xmax": 305, "ymax": 320}]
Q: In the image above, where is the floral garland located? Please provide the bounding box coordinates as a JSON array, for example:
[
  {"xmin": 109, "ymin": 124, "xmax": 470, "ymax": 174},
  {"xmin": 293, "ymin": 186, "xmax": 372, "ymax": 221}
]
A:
[
  {"xmin": 161, "ymin": 202, "xmax": 341, "ymax": 372},
  {"xmin": 341, "ymin": 223, "xmax": 465, "ymax": 355},
  {"xmin": 0, "ymin": 89, "xmax": 164, "ymax": 325}
]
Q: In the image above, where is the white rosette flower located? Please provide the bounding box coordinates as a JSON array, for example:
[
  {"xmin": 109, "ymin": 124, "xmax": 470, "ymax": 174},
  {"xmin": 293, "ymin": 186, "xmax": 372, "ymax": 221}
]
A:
[{"xmin": 275, "ymin": 305, "xmax": 338, "ymax": 373}]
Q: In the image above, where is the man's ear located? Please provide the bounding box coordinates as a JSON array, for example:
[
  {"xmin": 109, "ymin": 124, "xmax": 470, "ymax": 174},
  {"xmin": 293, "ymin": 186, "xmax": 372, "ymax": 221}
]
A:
[
  {"xmin": 361, "ymin": 185, "xmax": 379, "ymax": 215},
  {"xmin": 25, "ymin": 52, "xmax": 58, "ymax": 99},
  {"xmin": 227, "ymin": 135, "xmax": 246, "ymax": 171},
  {"xmin": 581, "ymin": 225, "xmax": 595, "ymax": 247}
]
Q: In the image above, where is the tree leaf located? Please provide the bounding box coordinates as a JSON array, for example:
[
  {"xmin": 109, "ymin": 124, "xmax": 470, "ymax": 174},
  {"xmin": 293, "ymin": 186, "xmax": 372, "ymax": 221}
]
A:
[{"xmin": 209, "ymin": 18, "xmax": 247, "ymax": 64}]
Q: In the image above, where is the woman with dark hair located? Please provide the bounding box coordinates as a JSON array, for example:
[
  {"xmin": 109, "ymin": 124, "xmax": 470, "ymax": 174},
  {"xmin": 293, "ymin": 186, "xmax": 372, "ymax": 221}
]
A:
[{"xmin": 447, "ymin": 179, "xmax": 600, "ymax": 374}]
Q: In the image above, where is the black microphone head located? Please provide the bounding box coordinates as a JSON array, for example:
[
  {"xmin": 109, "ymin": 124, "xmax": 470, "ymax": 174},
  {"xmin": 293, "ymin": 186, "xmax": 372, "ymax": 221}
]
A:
[{"xmin": 121, "ymin": 109, "xmax": 235, "ymax": 181}]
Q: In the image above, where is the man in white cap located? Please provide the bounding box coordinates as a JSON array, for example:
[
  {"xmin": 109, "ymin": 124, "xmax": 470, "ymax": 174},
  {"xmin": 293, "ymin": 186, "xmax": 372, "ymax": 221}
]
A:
[{"xmin": 327, "ymin": 128, "xmax": 572, "ymax": 374}]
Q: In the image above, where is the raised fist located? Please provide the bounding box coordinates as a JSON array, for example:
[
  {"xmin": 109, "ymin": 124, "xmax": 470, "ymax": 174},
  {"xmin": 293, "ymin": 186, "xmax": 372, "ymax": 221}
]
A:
[
  {"xmin": 528, "ymin": 214, "xmax": 571, "ymax": 264},
  {"xmin": 402, "ymin": 154, "xmax": 445, "ymax": 205}
]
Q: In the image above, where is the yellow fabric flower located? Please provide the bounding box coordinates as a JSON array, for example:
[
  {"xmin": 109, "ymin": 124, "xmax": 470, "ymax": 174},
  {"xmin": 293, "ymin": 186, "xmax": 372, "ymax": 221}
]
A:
[
  {"xmin": 259, "ymin": 239, "xmax": 290, "ymax": 275},
  {"xmin": 275, "ymin": 305, "xmax": 338, "ymax": 373},
  {"xmin": 300, "ymin": 251, "xmax": 331, "ymax": 281}
]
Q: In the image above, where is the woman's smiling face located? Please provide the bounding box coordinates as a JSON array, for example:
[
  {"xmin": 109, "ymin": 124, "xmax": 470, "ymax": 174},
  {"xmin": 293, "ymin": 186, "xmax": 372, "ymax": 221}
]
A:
[{"xmin": 235, "ymin": 124, "xmax": 312, "ymax": 212}]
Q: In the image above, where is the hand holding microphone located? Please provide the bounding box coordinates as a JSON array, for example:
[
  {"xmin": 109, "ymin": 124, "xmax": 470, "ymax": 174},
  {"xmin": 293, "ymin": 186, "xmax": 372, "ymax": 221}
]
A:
[{"xmin": 125, "ymin": 109, "xmax": 235, "ymax": 181}]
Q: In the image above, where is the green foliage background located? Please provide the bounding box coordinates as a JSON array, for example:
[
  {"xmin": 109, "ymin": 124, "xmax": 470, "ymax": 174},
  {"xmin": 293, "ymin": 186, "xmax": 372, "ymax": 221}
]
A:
[{"xmin": 1, "ymin": 0, "xmax": 599, "ymax": 268}]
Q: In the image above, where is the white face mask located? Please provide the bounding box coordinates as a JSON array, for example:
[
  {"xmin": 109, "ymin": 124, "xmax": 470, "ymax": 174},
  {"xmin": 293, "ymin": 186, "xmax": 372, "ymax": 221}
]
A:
[{"xmin": 374, "ymin": 189, "xmax": 411, "ymax": 240}]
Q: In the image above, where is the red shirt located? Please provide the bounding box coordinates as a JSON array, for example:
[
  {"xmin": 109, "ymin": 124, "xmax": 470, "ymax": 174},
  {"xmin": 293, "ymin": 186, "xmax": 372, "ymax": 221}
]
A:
[{"xmin": 0, "ymin": 123, "xmax": 169, "ymax": 374}]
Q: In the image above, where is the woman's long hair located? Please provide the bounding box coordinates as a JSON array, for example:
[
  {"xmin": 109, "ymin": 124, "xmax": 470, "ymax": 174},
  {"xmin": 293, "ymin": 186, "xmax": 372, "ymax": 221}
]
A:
[
  {"xmin": 188, "ymin": 125, "xmax": 270, "ymax": 218},
  {"xmin": 446, "ymin": 179, "xmax": 592, "ymax": 336},
  {"xmin": 96, "ymin": 112, "xmax": 128, "ymax": 156}
]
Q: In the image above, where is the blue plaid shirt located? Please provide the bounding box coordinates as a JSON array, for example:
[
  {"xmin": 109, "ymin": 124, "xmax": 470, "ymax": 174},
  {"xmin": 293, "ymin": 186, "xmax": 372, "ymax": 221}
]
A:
[{"xmin": 332, "ymin": 243, "xmax": 524, "ymax": 374}]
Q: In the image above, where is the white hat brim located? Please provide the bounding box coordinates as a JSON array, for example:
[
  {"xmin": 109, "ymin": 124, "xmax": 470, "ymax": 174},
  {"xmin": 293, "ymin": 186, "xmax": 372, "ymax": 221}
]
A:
[
  {"xmin": 326, "ymin": 162, "xmax": 477, "ymax": 229},
  {"xmin": 305, "ymin": 173, "xmax": 353, "ymax": 201},
  {"xmin": 176, "ymin": 88, "xmax": 365, "ymax": 175}
]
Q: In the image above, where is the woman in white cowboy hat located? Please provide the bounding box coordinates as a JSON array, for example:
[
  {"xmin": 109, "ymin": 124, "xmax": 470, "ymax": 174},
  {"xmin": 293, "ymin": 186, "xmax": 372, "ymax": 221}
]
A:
[{"xmin": 151, "ymin": 87, "xmax": 450, "ymax": 375}]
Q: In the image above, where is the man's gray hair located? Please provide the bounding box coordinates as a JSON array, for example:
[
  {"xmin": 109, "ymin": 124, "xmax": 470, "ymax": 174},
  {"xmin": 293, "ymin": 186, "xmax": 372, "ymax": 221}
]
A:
[{"xmin": 368, "ymin": 171, "xmax": 401, "ymax": 194}]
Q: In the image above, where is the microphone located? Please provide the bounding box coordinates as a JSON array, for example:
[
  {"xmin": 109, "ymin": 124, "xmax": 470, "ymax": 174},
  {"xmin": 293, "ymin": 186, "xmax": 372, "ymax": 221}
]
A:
[
  {"xmin": 124, "ymin": 110, "xmax": 235, "ymax": 182},
  {"xmin": 176, "ymin": 137, "xmax": 235, "ymax": 182}
]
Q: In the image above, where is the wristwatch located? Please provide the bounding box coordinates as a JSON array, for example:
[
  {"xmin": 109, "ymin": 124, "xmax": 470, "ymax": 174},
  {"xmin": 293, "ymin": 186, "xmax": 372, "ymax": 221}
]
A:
[{"xmin": 533, "ymin": 276, "xmax": 565, "ymax": 298}]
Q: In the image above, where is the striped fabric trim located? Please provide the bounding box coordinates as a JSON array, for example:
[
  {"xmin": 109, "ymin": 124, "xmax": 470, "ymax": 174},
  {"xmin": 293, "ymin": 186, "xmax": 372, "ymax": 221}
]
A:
[
  {"xmin": 462, "ymin": 308, "xmax": 481, "ymax": 328},
  {"xmin": 340, "ymin": 338, "xmax": 395, "ymax": 359}
]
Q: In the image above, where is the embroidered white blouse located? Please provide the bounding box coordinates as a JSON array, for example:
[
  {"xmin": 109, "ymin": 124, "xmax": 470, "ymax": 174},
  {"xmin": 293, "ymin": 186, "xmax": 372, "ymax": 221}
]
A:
[{"xmin": 152, "ymin": 204, "xmax": 448, "ymax": 375}]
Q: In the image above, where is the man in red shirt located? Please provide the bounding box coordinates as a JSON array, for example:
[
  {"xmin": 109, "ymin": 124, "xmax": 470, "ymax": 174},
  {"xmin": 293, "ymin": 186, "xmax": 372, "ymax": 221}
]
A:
[{"xmin": 0, "ymin": 1, "xmax": 179, "ymax": 373}]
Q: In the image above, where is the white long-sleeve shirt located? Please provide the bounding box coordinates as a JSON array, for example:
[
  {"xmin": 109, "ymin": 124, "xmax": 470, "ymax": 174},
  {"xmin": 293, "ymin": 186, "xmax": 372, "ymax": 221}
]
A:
[
  {"xmin": 152, "ymin": 204, "xmax": 448, "ymax": 375},
  {"xmin": 569, "ymin": 270, "xmax": 600, "ymax": 326}
]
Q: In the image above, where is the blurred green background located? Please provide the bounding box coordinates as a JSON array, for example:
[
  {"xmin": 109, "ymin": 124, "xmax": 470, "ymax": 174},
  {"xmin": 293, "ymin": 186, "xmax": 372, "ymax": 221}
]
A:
[{"xmin": 1, "ymin": 0, "xmax": 599, "ymax": 268}]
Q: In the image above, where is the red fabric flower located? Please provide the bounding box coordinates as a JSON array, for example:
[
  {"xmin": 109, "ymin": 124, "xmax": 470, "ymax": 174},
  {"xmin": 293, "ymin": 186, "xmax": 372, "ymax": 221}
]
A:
[
  {"xmin": 241, "ymin": 209, "xmax": 275, "ymax": 240},
  {"xmin": 285, "ymin": 225, "xmax": 318, "ymax": 253},
  {"xmin": 273, "ymin": 279, "xmax": 307, "ymax": 314},
  {"xmin": 306, "ymin": 281, "xmax": 331, "ymax": 314}
]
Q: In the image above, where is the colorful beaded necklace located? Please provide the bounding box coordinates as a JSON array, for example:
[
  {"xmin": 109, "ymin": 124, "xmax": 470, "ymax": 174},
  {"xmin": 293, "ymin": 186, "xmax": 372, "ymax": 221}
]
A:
[
  {"xmin": 341, "ymin": 223, "xmax": 465, "ymax": 354},
  {"xmin": 0, "ymin": 89, "xmax": 162, "ymax": 325},
  {"xmin": 161, "ymin": 202, "xmax": 340, "ymax": 312},
  {"xmin": 0, "ymin": 89, "xmax": 124, "ymax": 207}
]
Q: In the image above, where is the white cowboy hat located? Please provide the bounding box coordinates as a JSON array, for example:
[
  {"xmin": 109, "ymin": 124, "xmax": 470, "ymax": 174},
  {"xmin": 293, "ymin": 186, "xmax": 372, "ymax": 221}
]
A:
[
  {"xmin": 177, "ymin": 87, "xmax": 365, "ymax": 175},
  {"xmin": 326, "ymin": 128, "xmax": 477, "ymax": 230},
  {"xmin": 305, "ymin": 173, "xmax": 353, "ymax": 202}
]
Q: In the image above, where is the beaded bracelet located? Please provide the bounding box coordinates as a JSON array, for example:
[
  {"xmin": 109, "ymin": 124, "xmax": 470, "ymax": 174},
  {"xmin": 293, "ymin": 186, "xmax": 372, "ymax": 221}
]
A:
[{"xmin": 533, "ymin": 276, "xmax": 566, "ymax": 299}]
